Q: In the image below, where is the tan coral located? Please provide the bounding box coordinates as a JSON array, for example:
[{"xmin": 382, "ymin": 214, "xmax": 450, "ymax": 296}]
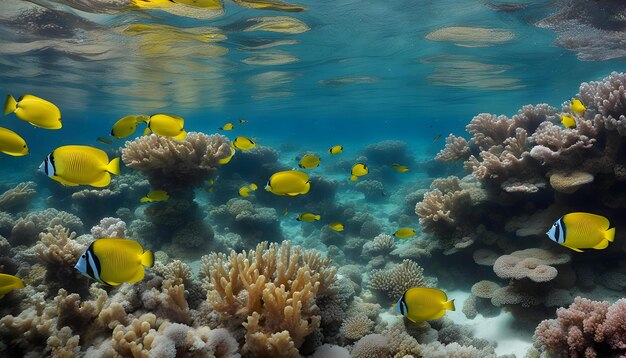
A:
[
  {"xmin": 111, "ymin": 313, "xmax": 161, "ymax": 358},
  {"xmin": 0, "ymin": 181, "xmax": 36, "ymax": 213},
  {"xmin": 33, "ymin": 225, "xmax": 85, "ymax": 267},
  {"xmin": 470, "ymin": 280, "xmax": 501, "ymax": 299},
  {"xmin": 369, "ymin": 259, "xmax": 427, "ymax": 301},
  {"xmin": 340, "ymin": 314, "xmax": 374, "ymax": 340},
  {"xmin": 435, "ymin": 134, "xmax": 470, "ymax": 162},
  {"xmin": 549, "ymin": 170, "xmax": 594, "ymax": 193}
]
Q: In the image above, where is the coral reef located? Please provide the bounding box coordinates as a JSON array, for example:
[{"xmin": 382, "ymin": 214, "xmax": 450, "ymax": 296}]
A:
[
  {"xmin": 0, "ymin": 181, "xmax": 36, "ymax": 213},
  {"xmin": 368, "ymin": 259, "xmax": 428, "ymax": 302}
]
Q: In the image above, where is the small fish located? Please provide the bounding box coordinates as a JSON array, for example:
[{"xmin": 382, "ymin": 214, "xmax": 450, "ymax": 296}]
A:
[
  {"xmin": 560, "ymin": 114, "xmax": 576, "ymax": 129},
  {"xmin": 394, "ymin": 228, "xmax": 416, "ymax": 239},
  {"xmin": 299, "ymin": 154, "xmax": 321, "ymax": 169},
  {"xmin": 231, "ymin": 136, "xmax": 256, "ymax": 151},
  {"xmin": 570, "ymin": 99, "xmax": 586, "ymax": 115},
  {"xmin": 393, "ymin": 287, "xmax": 455, "ymax": 323},
  {"xmin": 39, "ymin": 145, "xmax": 120, "ymax": 187},
  {"xmin": 391, "ymin": 163, "xmax": 409, "ymax": 173},
  {"xmin": 4, "ymin": 94, "xmax": 62, "ymax": 130},
  {"xmin": 328, "ymin": 145, "xmax": 343, "ymax": 155},
  {"xmin": 220, "ymin": 123, "xmax": 234, "ymax": 131},
  {"xmin": 143, "ymin": 114, "xmax": 186, "ymax": 140},
  {"xmin": 546, "ymin": 212, "xmax": 615, "ymax": 252},
  {"xmin": 265, "ymin": 170, "xmax": 310, "ymax": 196},
  {"xmin": 209, "ymin": 179, "xmax": 215, "ymax": 185},
  {"xmin": 0, "ymin": 127, "xmax": 28, "ymax": 156},
  {"xmin": 433, "ymin": 134, "xmax": 441, "ymax": 142},
  {"xmin": 0, "ymin": 273, "xmax": 24, "ymax": 299},
  {"xmin": 207, "ymin": 187, "xmax": 215, "ymax": 192},
  {"xmin": 297, "ymin": 213, "xmax": 320, "ymax": 222},
  {"xmin": 350, "ymin": 163, "xmax": 368, "ymax": 181},
  {"xmin": 238, "ymin": 183, "xmax": 258, "ymax": 197},
  {"xmin": 111, "ymin": 115, "xmax": 146, "ymax": 139},
  {"xmin": 328, "ymin": 222, "xmax": 344, "ymax": 232},
  {"xmin": 140, "ymin": 190, "xmax": 169, "ymax": 203},
  {"xmin": 283, "ymin": 208, "xmax": 289, "ymax": 216},
  {"xmin": 219, "ymin": 147, "xmax": 236, "ymax": 165},
  {"xmin": 75, "ymin": 238, "xmax": 154, "ymax": 286},
  {"xmin": 97, "ymin": 137, "xmax": 113, "ymax": 145},
  {"xmin": 239, "ymin": 119, "xmax": 248, "ymax": 124}
]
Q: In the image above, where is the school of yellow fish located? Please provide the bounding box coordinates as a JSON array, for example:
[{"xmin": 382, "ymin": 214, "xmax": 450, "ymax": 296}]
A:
[{"xmin": 0, "ymin": 94, "xmax": 614, "ymax": 323}]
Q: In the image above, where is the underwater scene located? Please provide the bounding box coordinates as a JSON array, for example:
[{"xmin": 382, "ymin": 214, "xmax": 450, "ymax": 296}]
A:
[{"xmin": 2, "ymin": 0, "xmax": 626, "ymax": 357}]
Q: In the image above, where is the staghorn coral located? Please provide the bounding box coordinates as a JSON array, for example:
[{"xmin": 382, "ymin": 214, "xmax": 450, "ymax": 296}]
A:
[
  {"xmin": 202, "ymin": 240, "xmax": 337, "ymax": 355},
  {"xmin": 368, "ymin": 259, "xmax": 427, "ymax": 301},
  {"xmin": 533, "ymin": 297, "xmax": 626, "ymax": 357},
  {"xmin": 90, "ymin": 217, "xmax": 126, "ymax": 239},
  {"xmin": 435, "ymin": 134, "xmax": 470, "ymax": 162},
  {"xmin": 0, "ymin": 181, "xmax": 36, "ymax": 213},
  {"xmin": 121, "ymin": 132, "xmax": 231, "ymax": 189}
]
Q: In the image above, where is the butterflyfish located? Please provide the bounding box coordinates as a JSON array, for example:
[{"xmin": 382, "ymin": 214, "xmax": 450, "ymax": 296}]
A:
[
  {"xmin": 74, "ymin": 238, "xmax": 154, "ymax": 286},
  {"xmin": 140, "ymin": 190, "xmax": 169, "ymax": 203},
  {"xmin": 570, "ymin": 99, "xmax": 586, "ymax": 115},
  {"xmin": 111, "ymin": 115, "xmax": 146, "ymax": 139},
  {"xmin": 394, "ymin": 228, "xmax": 416, "ymax": 239},
  {"xmin": 219, "ymin": 147, "xmax": 236, "ymax": 165},
  {"xmin": 560, "ymin": 114, "xmax": 576, "ymax": 129},
  {"xmin": 0, "ymin": 127, "xmax": 28, "ymax": 156},
  {"xmin": 220, "ymin": 123, "xmax": 234, "ymax": 130},
  {"xmin": 546, "ymin": 212, "xmax": 615, "ymax": 252},
  {"xmin": 297, "ymin": 213, "xmax": 320, "ymax": 222},
  {"xmin": 239, "ymin": 183, "xmax": 258, "ymax": 197},
  {"xmin": 265, "ymin": 170, "xmax": 310, "ymax": 196},
  {"xmin": 393, "ymin": 287, "xmax": 455, "ymax": 323},
  {"xmin": 231, "ymin": 136, "xmax": 256, "ymax": 150},
  {"xmin": 350, "ymin": 163, "xmax": 368, "ymax": 181},
  {"xmin": 0, "ymin": 274, "xmax": 25, "ymax": 299},
  {"xmin": 391, "ymin": 163, "xmax": 409, "ymax": 173},
  {"xmin": 299, "ymin": 154, "xmax": 321, "ymax": 169},
  {"xmin": 143, "ymin": 114, "xmax": 186, "ymax": 140},
  {"xmin": 329, "ymin": 222, "xmax": 344, "ymax": 232},
  {"xmin": 97, "ymin": 137, "xmax": 113, "ymax": 145},
  {"xmin": 39, "ymin": 145, "xmax": 120, "ymax": 187},
  {"xmin": 328, "ymin": 145, "xmax": 343, "ymax": 155},
  {"xmin": 4, "ymin": 94, "xmax": 62, "ymax": 130}
]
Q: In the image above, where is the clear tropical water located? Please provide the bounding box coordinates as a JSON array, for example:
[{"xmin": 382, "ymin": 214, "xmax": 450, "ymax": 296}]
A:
[{"xmin": 1, "ymin": 0, "xmax": 626, "ymax": 357}]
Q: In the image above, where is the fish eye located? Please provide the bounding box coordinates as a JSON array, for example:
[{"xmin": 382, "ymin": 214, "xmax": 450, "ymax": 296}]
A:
[
  {"xmin": 23, "ymin": 145, "xmax": 26, "ymax": 148},
  {"xmin": 82, "ymin": 254, "xmax": 86, "ymax": 258}
]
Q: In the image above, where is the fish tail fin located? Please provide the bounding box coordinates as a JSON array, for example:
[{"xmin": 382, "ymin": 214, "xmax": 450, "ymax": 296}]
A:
[
  {"xmin": 315, "ymin": 215, "xmax": 320, "ymax": 220},
  {"xmin": 143, "ymin": 127, "xmax": 152, "ymax": 135},
  {"xmin": 14, "ymin": 279, "xmax": 25, "ymax": 289},
  {"xmin": 4, "ymin": 95, "xmax": 16, "ymax": 115},
  {"xmin": 136, "ymin": 115, "xmax": 149, "ymax": 123},
  {"xmin": 350, "ymin": 175, "xmax": 358, "ymax": 181},
  {"xmin": 444, "ymin": 299, "xmax": 455, "ymax": 311},
  {"xmin": 174, "ymin": 129, "xmax": 187, "ymax": 140},
  {"xmin": 140, "ymin": 197, "xmax": 149, "ymax": 203},
  {"xmin": 141, "ymin": 250, "xmax": 154, "ymax": 268},
  {"xmin": 106, "ymin": 157, "xmax": 121, "ymax": 175},
  {"xmin": 605, "ymin": 227, "xmax": 615, "ymax": 242}
]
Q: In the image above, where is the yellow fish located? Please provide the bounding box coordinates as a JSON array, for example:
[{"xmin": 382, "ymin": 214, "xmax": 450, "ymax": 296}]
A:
[
  {"xmin": 111, "ymin": 115, "xmax": 146, "ymax": 139},
  {"xmin": 297, "ymin": 213, "xmax": 320, "ymax": 222},
  {"xmin": 207, "ymin": 187, "xmax": 215, "ymax": 192},
  {"xmin": 299, "ymin": 154, "xmax": 321, "ymax": 169},
  {"xmin": 546, "ymin": 212, "xmax": 615, "ymax": 252},
  {"xmin": 394, "ymin": 228, "xmax": 416, "ymax": 239},
  {"xmin": 238, "ymin": 183, "xmax": 258, "ymax": 197},
  {"xmin": 391, "ymin": 163, "xmax": 409, "ymax": 173},
  {"xmin": 74, "ymin": 238, "xmax": 154, "ymax": 286},
  {"xmin": 143, "ymin": 114, "xmax": 186, "ymax": 140},
  {"xmin": 39, "ymin": 145, "xmax": 120, "ymax": 187},
  {"xmin": 219, "ymin": 147, "xmax": 236, "ymax": 165},
  {"xmin": 220, "ymin": 123, "xmax": 234, "ymax": 130},
  {"xmin": 140, "ymin": 190, "xmax": 169, "ymax": 203},
  {"xmin": 393, "ymin": 287, "xmax": 455, "ymax": 323},
  {"xmin": 265, "ymin": 170, "xmax": 310, "ymax": 196},
  {"xmin": 350, "ymin": 163, "xmax": 368, "ymax": 181},
  {"xmin": 328, "ymin": 145, "xmax": 343, "ymax": 155},
  {"xmin": 0, "ymin": 273, "xmax": 24, "ymax": 299},
  {"xmin": 560, "ymin": 114, "xmax": 576, "ymax": 129},
  {"xmin": 4, "ymin": 94, "xmax": 62, "ymax": 129},
  {"xmin": 231, "ymin": 136, "xmax": 256, "ymax": 150},
  {"xmin": 328, "ymin": 222, "xmax": 344, "ymax": 232},
  {"xmin": 570, "ymin": 99, "xmax": 586, "ymax": 115},
  {"xmin": 0, "ymin": 127, "xmax": 28, "ymax": 156}
]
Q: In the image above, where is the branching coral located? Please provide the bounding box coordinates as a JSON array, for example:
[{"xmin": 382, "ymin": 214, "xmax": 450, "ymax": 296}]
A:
[
  {"xmin": 435, "ymin": 134, "xmax": 470, "ymax": 162},
  {"xmin": 534, "ymin": 297, "xmax": 626, "ymax": 357},
  {"xmin": 0, "ymin": 181, "xmax": 36, "ymax": 213},
  {"xmin": 202, "ymin": 240, "xmax": 337, "ymax": 356},
  {"xmin": 368, "ymin": 259, "xmax": 427, "ymax": 301}
]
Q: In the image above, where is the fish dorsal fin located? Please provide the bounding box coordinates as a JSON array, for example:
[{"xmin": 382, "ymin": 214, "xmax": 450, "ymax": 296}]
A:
[{"xmin": 59, "ymin": 145, "xmax": 109, "ymax": 166}]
